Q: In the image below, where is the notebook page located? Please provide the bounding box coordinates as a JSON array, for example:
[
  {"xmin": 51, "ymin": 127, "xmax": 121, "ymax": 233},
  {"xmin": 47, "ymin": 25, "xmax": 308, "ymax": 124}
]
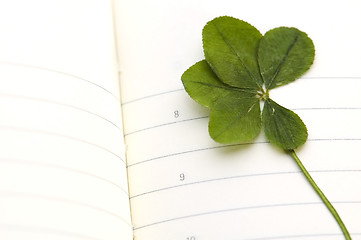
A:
[
  {"xmin": 0, "ymin": 1, "xmax": 132, "ymax": 239},
  {"xmin": 115, "ymin": 0, "xmax": 361, "ymax": 239}
]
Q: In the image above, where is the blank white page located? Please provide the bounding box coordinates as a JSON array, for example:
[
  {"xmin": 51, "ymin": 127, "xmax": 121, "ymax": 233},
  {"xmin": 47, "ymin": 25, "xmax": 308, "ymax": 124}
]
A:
[
  {"xmin": 0, "ymin": 1, "xmax": 132, "ymax": 239},
  {"xmin": 115, "ymin": 0, "xmax": 361, "ymax": 239}
]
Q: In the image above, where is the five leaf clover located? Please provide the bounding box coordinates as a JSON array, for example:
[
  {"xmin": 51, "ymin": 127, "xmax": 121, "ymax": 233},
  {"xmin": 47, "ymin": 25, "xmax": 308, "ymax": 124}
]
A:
[{"xmin": 182, "ymin": 16, "xmax": 314, "ymax": 149}]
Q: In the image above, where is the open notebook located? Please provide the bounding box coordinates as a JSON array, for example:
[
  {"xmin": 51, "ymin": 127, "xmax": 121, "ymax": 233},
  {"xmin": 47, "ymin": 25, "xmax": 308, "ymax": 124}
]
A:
[{"xmin": 0, "ymin": 0, "xmax": 360, "ymax": 239}]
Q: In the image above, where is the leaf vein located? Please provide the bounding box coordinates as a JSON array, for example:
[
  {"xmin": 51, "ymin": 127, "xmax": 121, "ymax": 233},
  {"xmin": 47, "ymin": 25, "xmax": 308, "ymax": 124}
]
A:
[
  {"xmin": 269, "ymin": 101, "xmax": 296, "ymax": 148},
  {"xmin": 213, "ymin": 102, "xmax": 258, "ymax": 141},
  {"xmin": 188, "ymin": 80, "xmax": 257, "ymax": 94},
  {"xmin": 213, "ymin": 23, "xmax": 261, "ymax": 88},
  {"xmin": 266, "ymin": 34, "xmax": 299, "ymax": 89}
]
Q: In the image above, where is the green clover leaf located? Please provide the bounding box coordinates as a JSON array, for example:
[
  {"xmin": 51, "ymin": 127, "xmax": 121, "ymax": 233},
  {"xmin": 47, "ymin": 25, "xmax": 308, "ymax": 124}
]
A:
[
  {"xmin": 202, "ymin": 16, "xmax": 263, "ymax": 89},
  {"xmin": 181, "ymin": 16, "xmax": 351, "ymax": 239},
  {"xmin": 182, "ymin": 16, "xmax": 314, "ymax": 149}
]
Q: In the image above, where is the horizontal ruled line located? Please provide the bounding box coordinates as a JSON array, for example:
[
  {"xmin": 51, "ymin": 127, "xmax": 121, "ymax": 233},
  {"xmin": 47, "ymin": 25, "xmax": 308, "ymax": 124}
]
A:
[
  {"xmin": 124, "ymin": 116, "xmax": 208, "ymax": 136},
  {"xmin": 121, "ymin": 88, "xmax": 183, "ymax": 105},
  {"xmin": 124, "ymin": 107, "xmax": 361, "ymax": 137},
  {"xmin": 301, "ymin": 76, "xmax": 361, "ymax": 79},
  {"xmin": 127, "ymin": 138, "xmax": 361, "ymax": 168},
  {"xmin": 309, "ymin": 138, "xmax": 361, "ymax": 142},
  {"xmin": 0, "ymin": 224, "xmax": 102, "ymax": 240},
  {"xmin": 127, "ymin": 141, "xmax": 259, "ymax": 168},
  {"xmin": 0, "ymin": 126, "xmax": 126, "ymax": 164},
  {"xmin": 0, "ymin": 93, "xmax": 123, "ymax": 133},
  {"xmin": 130, "ymin": 169, "xmax": 361, "ymax": 199},
  {"xmin": 293, "ymin": 107, "xmax": 361, "ymax": 111},
  {"xmin": 0, "ymin": 61, "xmax": 120, "ymax": 101},
  {"xmin": 133, "ymin": 200, "xmax": 361, "ymax": 230},
  {"xmin": 242, "ymin": 232, "xmax": 361, "ymax": 240},
  {"xmin": 0, "ymin": 158, "xmax": 128, "ymax": 196},
  {"xmin": 121, "ymin": 77, "xmax": 361, "ymax": 106},
  {"xmin": 0, "ymin": 191, "xmax": 133, "ymax": 228}
]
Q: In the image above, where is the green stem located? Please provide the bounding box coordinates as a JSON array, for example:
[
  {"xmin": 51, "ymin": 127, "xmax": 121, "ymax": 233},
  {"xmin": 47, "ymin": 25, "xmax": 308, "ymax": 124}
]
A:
[{"xmin": 288, "ymin": 149, "xmax": 351, "ymax": 240}]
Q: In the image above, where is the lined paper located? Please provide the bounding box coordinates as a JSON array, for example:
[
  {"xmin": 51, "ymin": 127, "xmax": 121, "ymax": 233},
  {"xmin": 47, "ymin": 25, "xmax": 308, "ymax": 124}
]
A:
[
  {"xmin": 115, "ymin": 0, "xmax": 361, "ymax": 239},
  {"xmin": 0, "ymin": 1, "xmax": 132, "ymax": 239}
]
